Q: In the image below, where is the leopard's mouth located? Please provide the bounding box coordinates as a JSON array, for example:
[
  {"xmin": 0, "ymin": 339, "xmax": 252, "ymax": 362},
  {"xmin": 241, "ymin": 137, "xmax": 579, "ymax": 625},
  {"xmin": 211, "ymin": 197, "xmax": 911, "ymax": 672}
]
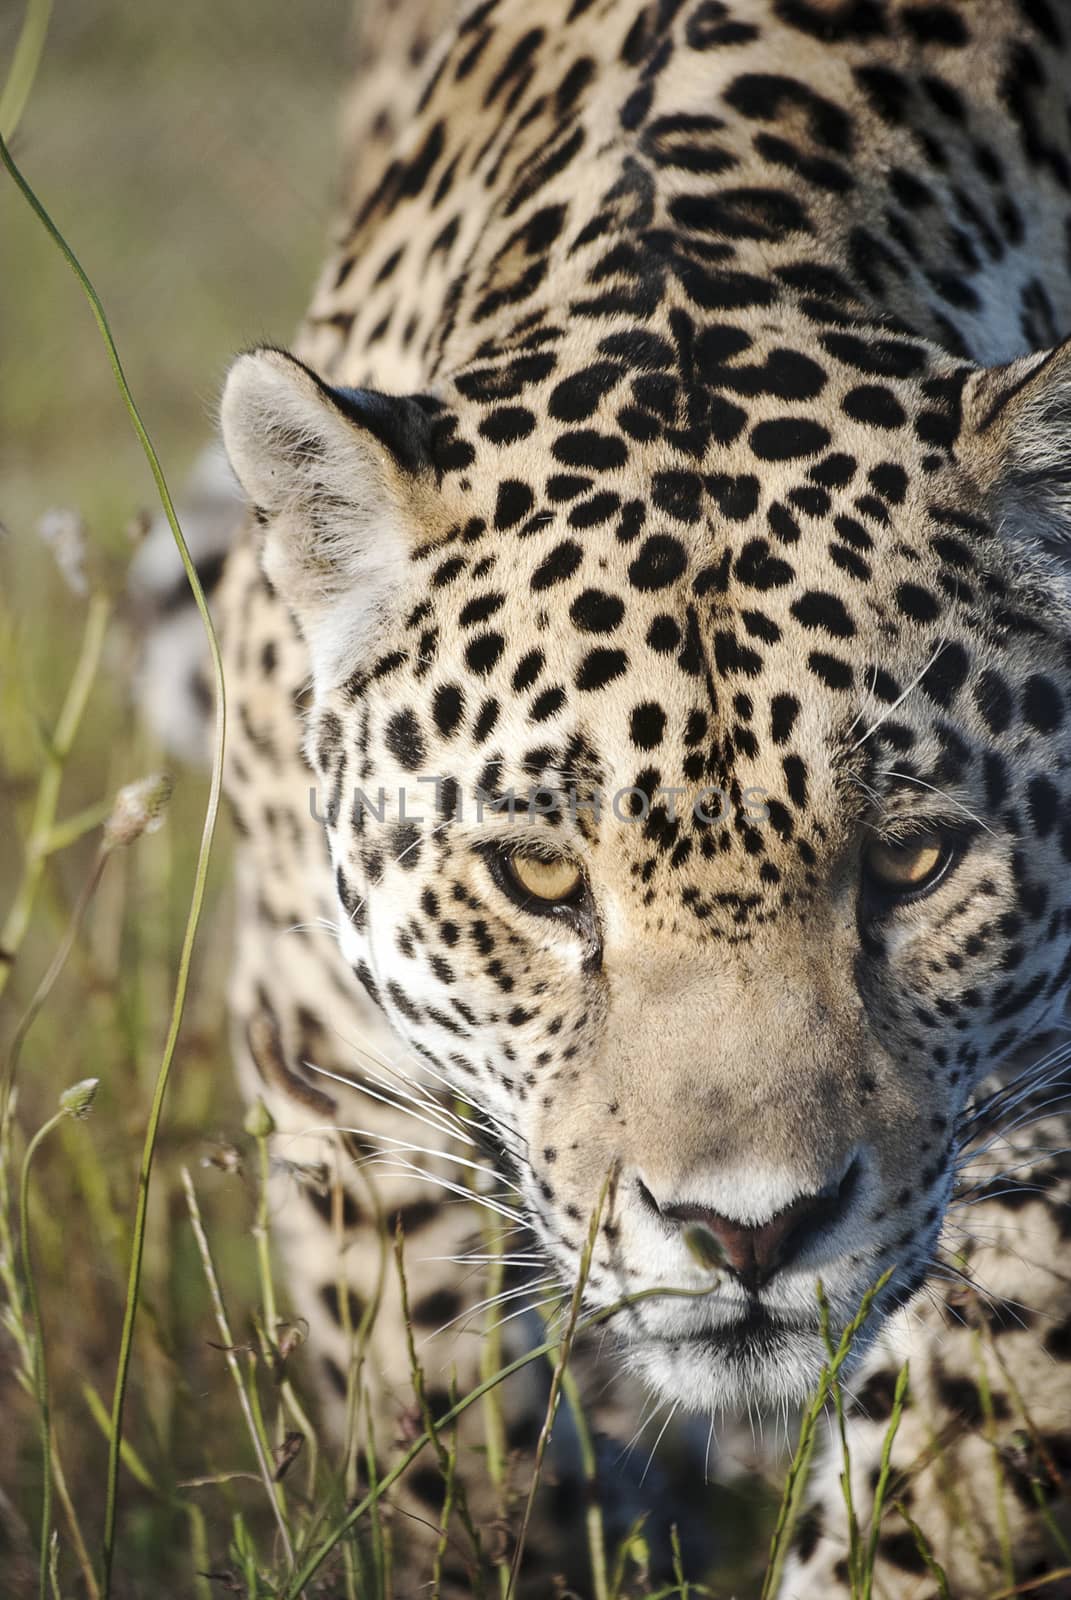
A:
[
  {"xmin": 649, "ymin": 1303, "xmax": 810, "ymax": 1358},
  {"xmin": 623, "ymin": 1303, "xmax": 851, "ymax": 1410}
]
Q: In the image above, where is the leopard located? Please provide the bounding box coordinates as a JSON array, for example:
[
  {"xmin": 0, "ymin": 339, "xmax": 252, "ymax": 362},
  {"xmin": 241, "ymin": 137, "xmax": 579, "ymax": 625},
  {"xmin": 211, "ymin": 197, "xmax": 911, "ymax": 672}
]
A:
[{"xmin": 139, "ymin": 0, "xmax": 1071, "ymax": 1592}]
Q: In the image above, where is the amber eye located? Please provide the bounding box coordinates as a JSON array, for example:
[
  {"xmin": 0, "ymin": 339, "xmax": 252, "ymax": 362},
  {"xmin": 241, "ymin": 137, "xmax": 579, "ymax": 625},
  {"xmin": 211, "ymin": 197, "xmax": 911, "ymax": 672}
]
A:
[
  {"xmin": 863, "ymin": 832, "xmax": 948, "ymax": 897},
  {"xmin": 506, "ymin": 852, "xmax": 585, "ymax": 905}
]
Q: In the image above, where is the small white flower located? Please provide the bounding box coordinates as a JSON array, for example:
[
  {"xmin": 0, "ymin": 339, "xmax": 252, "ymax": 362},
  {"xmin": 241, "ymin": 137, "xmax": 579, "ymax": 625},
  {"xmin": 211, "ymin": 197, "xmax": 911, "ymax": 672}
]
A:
[
  {"xmin": 59, "ymin": 1078, "xmax": 99, "ymax": 1119},
  {"xmin": 103, "ymin": 774, "xmax": 172, "ymax": 849}
]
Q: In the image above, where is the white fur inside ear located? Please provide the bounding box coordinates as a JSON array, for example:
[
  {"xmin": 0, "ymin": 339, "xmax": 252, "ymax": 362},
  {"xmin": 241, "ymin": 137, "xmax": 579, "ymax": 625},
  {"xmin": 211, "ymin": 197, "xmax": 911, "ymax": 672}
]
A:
[
  {"xmin": 220, "ymin": 349, "xmax": 416, "ymax": 689},
  {"xmin": 968, "ymin": 341, "xmax": 1071, "ymax": 559},
  {"xmin": 221, "ymin": 349, "xmax": 356, "ymax": 515},
  {"xmin": 1002, "ymin": 364, "xmax": 1071, "ymax": 551}
]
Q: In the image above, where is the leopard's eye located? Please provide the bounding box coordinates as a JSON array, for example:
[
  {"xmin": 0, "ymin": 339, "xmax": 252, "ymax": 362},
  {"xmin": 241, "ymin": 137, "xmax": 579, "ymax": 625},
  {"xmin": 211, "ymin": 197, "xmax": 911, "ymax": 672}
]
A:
[
  {"xmin": 863, "ymin": 831, "xmax": 948, "ymax": 897},
  {"xmin": 506, "ymin": 851, "xmax": 585, "ymax": 905}
]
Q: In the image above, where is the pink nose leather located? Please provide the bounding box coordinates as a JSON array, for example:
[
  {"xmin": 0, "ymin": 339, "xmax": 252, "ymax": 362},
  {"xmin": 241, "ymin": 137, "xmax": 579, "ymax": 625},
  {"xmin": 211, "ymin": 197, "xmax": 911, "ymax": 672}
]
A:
[{"xmin": 663, "ymin": 1167, "xmax": 855, "ymax": 1292}]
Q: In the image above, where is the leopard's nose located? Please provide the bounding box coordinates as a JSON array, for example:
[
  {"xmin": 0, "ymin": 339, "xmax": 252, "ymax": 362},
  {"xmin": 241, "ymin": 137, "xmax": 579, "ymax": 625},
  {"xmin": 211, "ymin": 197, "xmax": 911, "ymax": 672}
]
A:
[{"xmin": 650, "ymin": 1160, "xmax": 861, "ymax": 1293}]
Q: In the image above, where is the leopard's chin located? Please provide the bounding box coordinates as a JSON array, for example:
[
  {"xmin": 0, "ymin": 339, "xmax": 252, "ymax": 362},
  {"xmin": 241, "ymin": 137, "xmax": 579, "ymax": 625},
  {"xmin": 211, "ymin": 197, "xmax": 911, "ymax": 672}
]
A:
[{"xmin": 624, "ymin": 1308, "xmax": 864, "ymax": 1413}]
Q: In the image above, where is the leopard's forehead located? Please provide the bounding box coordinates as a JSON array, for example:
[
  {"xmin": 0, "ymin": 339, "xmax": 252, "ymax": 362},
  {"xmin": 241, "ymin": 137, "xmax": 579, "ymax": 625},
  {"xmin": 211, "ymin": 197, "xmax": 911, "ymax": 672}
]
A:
[
  {"xmin": 339, "ymin": 352, "xmax": 1058, "ymax": 945},
  {"xmin": 403, "ymin": 294, "xmax": 1032, "ymax": 724}
]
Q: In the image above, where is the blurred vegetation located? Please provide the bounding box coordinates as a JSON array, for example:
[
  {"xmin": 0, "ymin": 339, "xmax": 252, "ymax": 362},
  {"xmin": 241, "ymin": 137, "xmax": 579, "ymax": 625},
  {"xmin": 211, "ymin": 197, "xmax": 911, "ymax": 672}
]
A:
[
  {"xmin": 2, "ymin": 0, "xmax": 352, "ymax": 530},
  {"xmin": 1, "ymin": 4, "xmax": 351, "ymax": 1592}
]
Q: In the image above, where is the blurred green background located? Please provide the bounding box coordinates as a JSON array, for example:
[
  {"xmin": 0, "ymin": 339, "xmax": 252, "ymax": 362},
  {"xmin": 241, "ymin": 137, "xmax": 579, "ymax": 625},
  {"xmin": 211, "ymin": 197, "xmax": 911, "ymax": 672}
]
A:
[{"xmin": 2, "ymin": 0, "xmax": 352, "ymax": 533}]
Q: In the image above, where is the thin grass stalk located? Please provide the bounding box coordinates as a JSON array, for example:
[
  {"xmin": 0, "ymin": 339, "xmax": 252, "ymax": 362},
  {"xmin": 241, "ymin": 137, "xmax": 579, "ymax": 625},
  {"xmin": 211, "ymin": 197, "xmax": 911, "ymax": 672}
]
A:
[
  {"xmin": 0, "ymin": 1095, "xmax": 35, "ymax": 1394},
  {"xmin": 6, "ymin": 846, "xmax": 108, "ymax": 1090},
  {"xmin": 180, "ymin": 1168, "xmax": 297, "ymax": 1579},
  {"xmin": 250, "ymin": 1122, "xmax": 319, "ymax": 1501},
  {"xmin": 506, "ymin": 1170, "xmax": 612, "ymax": 1599},
  {"xmin": 364, "ymin": 1395, "xmax": 386, "ymax": 1598},
  {"xmin": 116, "ymin": 1429, "xmax": 216, "ymax": 1600},
  {"xmin": 477, "ymin": 1207, "xmax": 510, "ymax": 1600},
  {"xmin": 760, "ymin": 1269, "xmax": 894, "ymax": 1600},
  {"xmin": 340, "ymin": 1532, "xmax": 360, "ymax": 1600},
  {"xmin": 395, "ymin": 1228, "xmax": 485, "ymax": 1588},
  {"xmin": 670, "ymin": 1524, "xmax": 688, "ymax": 1598},
  {"xmin": 891, "ymin": 1501, "xmax": 950, "ymax": 1597},
  {"xmin": 282, "ymin": 1275, "xmax": 725, "ymax": 1596},
  {"xmin": 1029, "ymin": 1478, "xmax": 1071, "ymax": 1565},
  {"xmin": 251, "ymin": 1117, "xmax": 282, "ymax": 1354},
  {"xmin": 183, "ymin": 1503, "xmax": 213, "ymax": 1600},
  {"xmin": 48, "ymin": 1430, "xmax": 100, "ymax": 1600},
  {"xmin": 250, "ymin": 1304, "xmax": 320, "ymax": 1502},
  {"xmin": 0, "ymin": 1099, "xmax": 89, "ymax": 1592},
  {"xmin": 381, "ymin": 1499, "xmax": 394, "ymax": 1600},
  {"xmin": 0, "ymin": 0, "xmax": 53, "ymax": 138},
  {"xmin": 758, "ymin": 1388, "xmax": 824, "ymax": 1597},
  {"xmin": 0, "ymin": 593, "xmax": 110, "ymax": 1016},
  {"xmin": 644, "ymin": 1532, "xmax": 717, "ymax": 1600},
  {"xmin": 431, "ymin": 1377, "xmax": 461, "ymax": 1600},
  {"xmin": 0, "ymin": 133, "xmax": 229, "ymax": 1598},
  {"xmin": 973, "ymin": 1332, "xmax": 1014, "ymax": 1587},
  {"xmin": 985, "ymin": 1327, "xmax": 1071, "ymax": 1520},
  {"xmin": 558, "ymin": 1361, "xmax": 608, "ymax": 1600},
  {"xmin": 47, "ymin": 1531, "xmax": 59, "ymax": 1600},
  {"xmin": 860, "ymin": 1361, "xmax": 909, "ymax": 1600},
  {"xmin": 80, "ymin": 1382, "xmax": 158, "ymax": 1493},
  {"xmin": 344, "ymin": 1158, "xmax": 390, "ymax": 1502},
  {"xmin": 244, "ymin": 1347, "xmax": 288, "ymax": 1520},
  {"xmin": 230, "ymin": 1510, "xmax": 260, "ymax": 1593},
  {"xmin": 19, "ymin": 1108, "xmax": 66, "ymax": 1599},
  {"xmin": 335, "ymin": 1158, "xmax": 364, "ymax": 1501},
  {"xmin": 818, "ymin": 1281, "xmax": 860, "ymax": 1592},
  {"xmin": 39, "ymin": 799, "xmax": 112, "ymax": 857},
  {"xmin": 986, "ymin": 1567, "xmax": 1071, "ymax": 1599},
  {"xmin": 608, "ymin": 1515, "xmax": 649, "ymax": 1600}
]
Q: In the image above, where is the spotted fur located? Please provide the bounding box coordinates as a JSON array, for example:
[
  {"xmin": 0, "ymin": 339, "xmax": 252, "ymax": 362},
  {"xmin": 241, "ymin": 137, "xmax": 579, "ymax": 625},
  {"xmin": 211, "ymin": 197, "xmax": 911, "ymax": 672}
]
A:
[{"xmin": 196, "ymin": 0, "xmax": 1071, "ymax": 1590}]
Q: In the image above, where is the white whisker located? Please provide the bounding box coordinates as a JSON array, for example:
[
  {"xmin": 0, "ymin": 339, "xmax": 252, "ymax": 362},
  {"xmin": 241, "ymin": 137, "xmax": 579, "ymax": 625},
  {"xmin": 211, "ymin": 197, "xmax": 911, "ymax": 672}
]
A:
[
  {"xmin": 358, "ymin": 1156, "xmax": 527, "ymax": 1224},
  {"xmin": 422, "ymin": 1275, "xmax": 558, "ymax": 1340},
  {"xmin": 339, "ymin": 1125, "xmax": 526, "ymax": 1197},
  {"xmin": 641, "ymin": 1400, "xmax": 679, "ymax": 1484},
  {"xmin": 305, "ymin": 1065, "xmax": 476, "ymax": 1148},
  {"xmin": 880, "ymin": 768, "xmax": 996, "ymax": 837},
  {"xmin": 617, "ymin": 1394, "xmax": 665, "ymax": 1465},
  {"xmin": 850, "ymin": 633, "xmax": 950, "ymax": 752}
]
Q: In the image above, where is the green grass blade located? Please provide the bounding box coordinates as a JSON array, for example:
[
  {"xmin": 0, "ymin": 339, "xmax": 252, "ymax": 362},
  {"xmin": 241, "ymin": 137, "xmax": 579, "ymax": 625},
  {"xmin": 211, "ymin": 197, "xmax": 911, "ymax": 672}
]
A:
[
  {"xmin": 0, "ymin": 131, "xmax": 228, "ymax": 1598},
  {"xmin": 861, "ymin": 1362, "xmax": 909, "ymax": 1599},
  {"xmin": 892, "ymin": 1501, "xmax": 950, "ymax": 1598},
  {"xmin": 20, "ymin": 1108, "xmax": 66, "ymax": 1599},
  {"xmin": 282, "ymin": 1274, "xmax": 726, "ymax": 1597},
  {"xmin": 0, "ymin": 0, "xmax": 53, "ymax": 140},
  {"xmin": 761, "ymin": 1269, "xmax": 893, "ymax": 1599}
]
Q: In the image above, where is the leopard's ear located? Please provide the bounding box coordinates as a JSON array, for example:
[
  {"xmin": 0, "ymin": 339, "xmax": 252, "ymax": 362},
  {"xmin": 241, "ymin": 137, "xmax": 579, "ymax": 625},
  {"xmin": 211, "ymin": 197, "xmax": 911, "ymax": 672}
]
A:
[
  {"xmin": 220, "ymin": 347, "xmax": 435, "ymax": 689},
  {"xmin": 962, "ymin": 337, "xmax": 1071, "ymax": 562}
]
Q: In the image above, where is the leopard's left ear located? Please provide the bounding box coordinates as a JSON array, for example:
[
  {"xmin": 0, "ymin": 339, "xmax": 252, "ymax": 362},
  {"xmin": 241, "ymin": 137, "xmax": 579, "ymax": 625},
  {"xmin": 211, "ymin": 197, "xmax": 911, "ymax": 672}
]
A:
[
  {"xmin": 962, "ymin": 337, "xmax": 1071, "ymax": 561},
  {"xmin": 220, "ymin": 347, "xmax": 437, "ymax": 690}
]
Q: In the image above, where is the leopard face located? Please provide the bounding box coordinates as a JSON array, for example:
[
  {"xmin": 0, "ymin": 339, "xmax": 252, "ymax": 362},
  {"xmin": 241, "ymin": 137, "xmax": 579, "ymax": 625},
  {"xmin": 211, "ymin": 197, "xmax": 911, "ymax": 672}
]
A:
[{"xmin": 221, "ymin": 333, "xmax": 1071, "ymax": 1412}]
